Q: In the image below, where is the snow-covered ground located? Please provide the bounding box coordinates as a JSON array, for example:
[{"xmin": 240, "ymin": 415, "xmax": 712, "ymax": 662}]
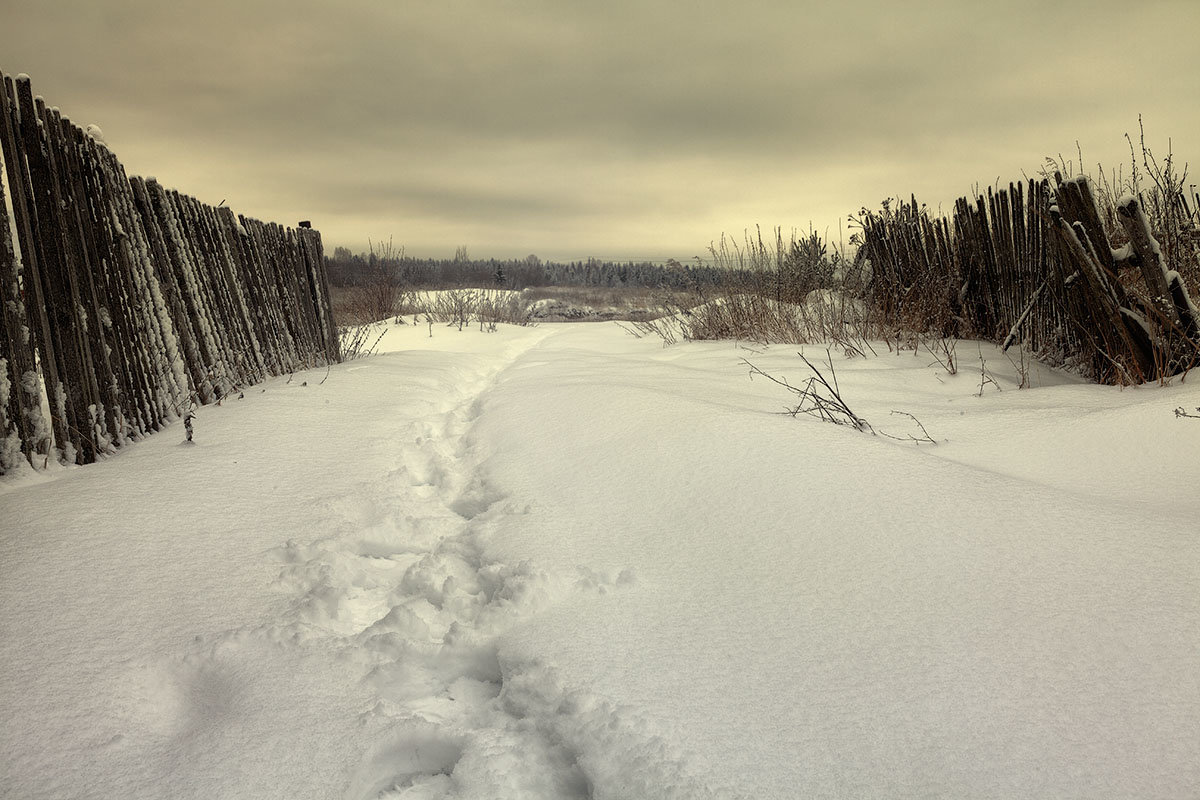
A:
[{"xmin": 2, "ymin": 322, "xmax": 1198, "ymax": 799}]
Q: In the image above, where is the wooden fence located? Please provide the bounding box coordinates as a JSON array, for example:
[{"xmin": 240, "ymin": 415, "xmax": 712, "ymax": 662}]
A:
[
  {"xmin": 859, "ymin": 175, "xmax": 1200, "ymax": 384},
  {"xmin": 0, "ymin": 71, "xmax": 339, "ymax": 475}
]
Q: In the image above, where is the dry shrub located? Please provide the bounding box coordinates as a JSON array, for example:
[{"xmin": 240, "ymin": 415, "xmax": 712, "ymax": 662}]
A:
[
  {"xmin": 331, "ymin": 237, "xmax": 412, "ymax": 324},
  {"xmin": 743, "ymin": 350, "xmax": 935, "ymax": 443},
  {"xmin": 329, "ymin": 285, "xmax": 357, "ymax": 325},
  {"xmin": 344, "ymin": 281, "xmax": 411, "ymax": 324},
  {"xmin": 419, "ymin": 289, "xmax": 534, "ymax": 330},
  {"xmin": 426, "ymin": 289, "xmax": 479, "ymax": 329},
  {"xmin": 633, "ymin": 225, "xmax": 878, "ymax": 348},
  {"xmin": 682, "ymin": 295, "xmax": 808, "ymax": 343},
  {"xmin": 338, "ymin": 322, "xmax": 388, "ymax": 360},
  {"xmin": 678, "ymin": 290, "xmax": 879, "ymax": 354},
  {"xmin": 477, "ymin": 290, "xmax": 534, "ymax": 327}
]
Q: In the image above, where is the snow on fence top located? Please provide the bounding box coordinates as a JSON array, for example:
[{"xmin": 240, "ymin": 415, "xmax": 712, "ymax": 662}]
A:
[{"xmin": 0, "ymin": 70, "xmax": 340, "ymax": 474}]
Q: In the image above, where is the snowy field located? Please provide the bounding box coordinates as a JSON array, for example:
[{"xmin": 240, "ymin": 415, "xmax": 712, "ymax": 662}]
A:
[{"xmin": 2, "ymin": 321, "xmax": 1198, "ymax": 799}]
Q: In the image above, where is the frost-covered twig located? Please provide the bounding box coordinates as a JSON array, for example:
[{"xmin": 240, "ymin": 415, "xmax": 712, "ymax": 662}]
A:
[
  {"xmin": 795, "ymin": 351, "xmax": 873, "ymax": 432},
  {"xmin": 743, "ymin": 350, "xmax": 872, "ymax": 433},
  {"xmin": 976, "ymin": 345, "xmax": 1001, "ymax": 396},
  {"xmin": 923, "ymin": 336, "xmax": 957, "ymax": 375},
  {"xmin": 745, "ymin": 350, "xmax": 935, "ymax": 444},
  {"xmin": 879, "ymin": 410, "xmax": 937, "ymax": 445}
]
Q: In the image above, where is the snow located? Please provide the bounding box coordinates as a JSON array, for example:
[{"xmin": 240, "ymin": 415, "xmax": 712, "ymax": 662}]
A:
[
  {"xmin": 0, "ymin": 358, "xmax": 16, "ymax": 472},
  {"xmin": 2, "ymin": 322, "xmax": 1199, "ymax": 799},
  {"xmin": 0, "ymin": 429, "xmax": 19, "ymax": 472}
]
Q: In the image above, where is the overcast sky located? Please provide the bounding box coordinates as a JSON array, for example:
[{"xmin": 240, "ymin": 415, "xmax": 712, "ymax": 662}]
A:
[{"xmin": 3, "ymin": 0, "xmax": 1198, "ymax": 262}]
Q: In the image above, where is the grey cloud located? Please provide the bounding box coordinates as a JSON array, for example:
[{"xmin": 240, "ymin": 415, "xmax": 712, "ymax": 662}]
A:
[{"xmin": 2, "ymin": 0, "xmax": 1198, "ymax": 258}]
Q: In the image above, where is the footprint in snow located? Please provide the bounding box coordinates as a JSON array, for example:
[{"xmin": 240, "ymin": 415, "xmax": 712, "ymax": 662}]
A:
[{"xmin": 342, "ymin": 721, "xmax": 464, "ymax": 800}]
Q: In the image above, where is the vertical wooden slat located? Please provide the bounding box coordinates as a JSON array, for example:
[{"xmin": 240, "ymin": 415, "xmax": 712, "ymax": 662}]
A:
[
  {"xmin": 299, "ymin": 226, "xmax": 340, "ymax": 362},
  {"xmin": 217, "ymin": 207, "xmax": 279, "ymax": 374}
]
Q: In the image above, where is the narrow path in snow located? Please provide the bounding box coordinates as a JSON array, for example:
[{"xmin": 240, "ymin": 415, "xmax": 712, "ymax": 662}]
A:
[
  {"xmin": 263, "ymin": 330, "xmax": 689, "ymax": 800},
  {"xmin": 1, "ymin": 325, "xmax": 724, "ymax": 800}
]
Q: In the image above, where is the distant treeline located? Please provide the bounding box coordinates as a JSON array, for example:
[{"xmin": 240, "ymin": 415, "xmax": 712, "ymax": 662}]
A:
[{"xmin": 325, "ymin": 247, "xmax": 743, "ymax": 291}]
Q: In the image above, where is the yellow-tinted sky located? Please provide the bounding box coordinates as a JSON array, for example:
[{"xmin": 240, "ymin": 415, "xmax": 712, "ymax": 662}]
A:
[{"xmin": 3, "ymin": 0, "xmax": 1198, "ymax": 261}]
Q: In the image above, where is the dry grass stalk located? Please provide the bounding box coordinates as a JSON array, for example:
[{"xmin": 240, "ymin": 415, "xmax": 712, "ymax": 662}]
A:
[{"xmin": 743, "ymin": 349, "xmax": 936, "ymax": 444}]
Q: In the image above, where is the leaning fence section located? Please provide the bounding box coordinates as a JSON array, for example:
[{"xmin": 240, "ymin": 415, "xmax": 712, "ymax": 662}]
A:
[
  {"xmin": 0, "ymin": 71, "xmax": 339, "ymax": 475},
  {"xmin": 859, "ymin": 174, "xmax": 1200, "ymax": 385}
]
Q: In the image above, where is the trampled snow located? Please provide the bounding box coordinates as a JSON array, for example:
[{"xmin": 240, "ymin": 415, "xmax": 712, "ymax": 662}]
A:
[{"xmin": 2, "ymin": 322, "xmax": 1198, "ymax": 799}]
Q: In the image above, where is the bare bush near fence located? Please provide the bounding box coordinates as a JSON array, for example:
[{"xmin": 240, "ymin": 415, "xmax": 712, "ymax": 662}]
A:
[
  {"xmin": 680, "ymin": 290, "xmax": 879, "ymax": 350},
  {"xmin": 338, "ymin": 322, "xmax": 388, "ymax": 360},
  {"xmin": 682, "ymin": 295, "xmax": 811, "ymax": 343},
  {"xmin": 629, "ymin": 280, "xmax": 880, "ymax": 357},
  {"xmin": 626, "ymin": 225, "xmax": 881, "ymax": 349},
  {"xmin": 340, "ymin": 282, "xmax": 412, "ymax": 325}
]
